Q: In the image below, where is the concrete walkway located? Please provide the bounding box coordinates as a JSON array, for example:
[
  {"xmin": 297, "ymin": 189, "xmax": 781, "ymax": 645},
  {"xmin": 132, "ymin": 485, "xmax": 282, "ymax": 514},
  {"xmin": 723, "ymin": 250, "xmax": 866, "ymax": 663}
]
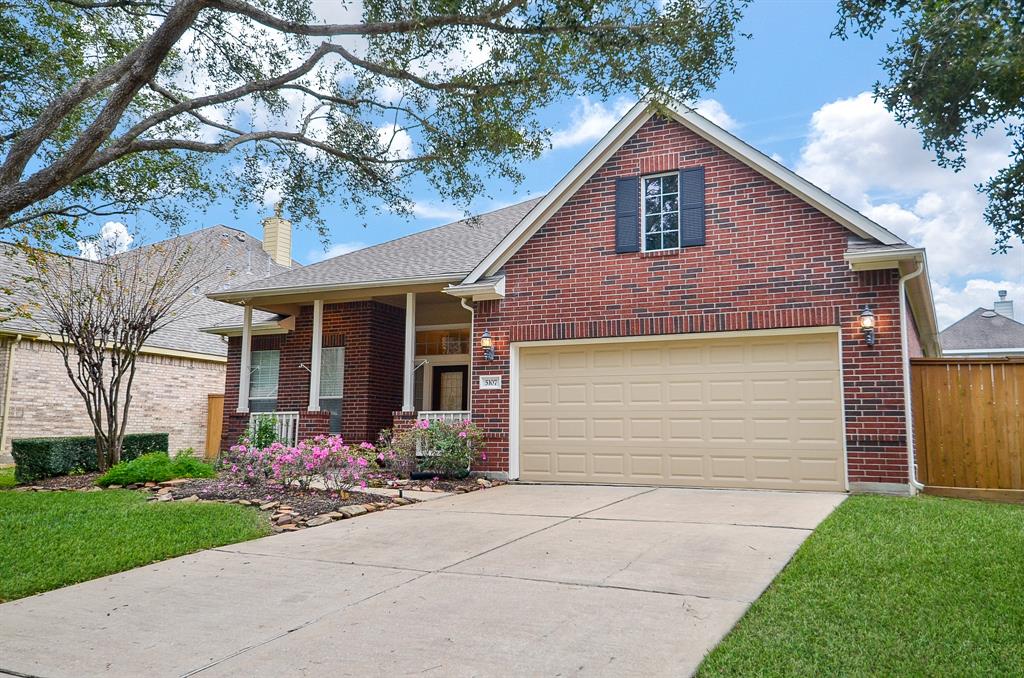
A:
[{"xmin": 0, "ymin": 485, "xmax": 844, "ymax": 678}]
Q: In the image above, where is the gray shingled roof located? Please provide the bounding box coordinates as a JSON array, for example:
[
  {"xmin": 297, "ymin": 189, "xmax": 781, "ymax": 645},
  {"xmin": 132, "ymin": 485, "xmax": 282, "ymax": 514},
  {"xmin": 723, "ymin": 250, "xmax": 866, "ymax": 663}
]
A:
[
  {"xmin": 219, "ymin": 197, "xmax": 543, "ymax": 295},
  {"xmin": 0, "ymin": 226, "xmax": 290, "ymax": 358},
  {"xmin": 940, "ymin": 308, "xmax": 1024, "ymax": 351}
]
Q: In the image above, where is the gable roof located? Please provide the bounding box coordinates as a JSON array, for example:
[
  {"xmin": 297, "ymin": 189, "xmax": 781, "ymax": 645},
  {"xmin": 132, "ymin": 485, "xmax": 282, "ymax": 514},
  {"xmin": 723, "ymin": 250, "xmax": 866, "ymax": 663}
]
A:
[
  {"xmin": 940, "ymin": 308, "xmax": 1024, "ymax": 351},
  {"xmin": 463, "ymin": 98, "xmax": 905, "ymax": 284},
  {"xmin": 0, "ymin": 225, "xmax": 291, "ymax": 358},
  {"xmin": 210, "ymin": 198, "xmax": 542, "ymax": 300}
]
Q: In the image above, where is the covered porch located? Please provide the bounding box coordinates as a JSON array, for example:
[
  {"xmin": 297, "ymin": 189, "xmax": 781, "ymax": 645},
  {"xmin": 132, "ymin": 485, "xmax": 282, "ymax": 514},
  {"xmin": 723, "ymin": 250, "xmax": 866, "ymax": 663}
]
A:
[{"xmin": 206, "ymin": 283, "xmax": 494, "ymax": 449}]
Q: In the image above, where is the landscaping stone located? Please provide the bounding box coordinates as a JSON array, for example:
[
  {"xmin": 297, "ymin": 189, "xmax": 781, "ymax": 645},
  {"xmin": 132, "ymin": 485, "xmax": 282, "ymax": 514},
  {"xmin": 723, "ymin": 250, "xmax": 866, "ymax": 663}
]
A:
[
  {"xmin": 392, "ymin": 497, "xmax": 411, "ymax": 506},
  {"xmin": 157, "ymin": 494, "xmax": 173, "ymax": 502},
  {"xmin": 259, "ymin": 501, "xmax": 279, "ymax": 511},
  {"xmin": 339, "ymin": 505, "xmax": 367, "ymax": 518},
  {"xmin": 108, "ymin": 484, "xmax": 123, "ymax": 490},
  {"xmin": 305, "ymin": 515, "xmax": 332, "ymax": 527},
  {"xmin": 323, "ymin": 512, "xmax": 345, "ymax": 520},
  {"xmin": 179, "ymin": 495, "xmax": 199, "ymax": 503},
  {"xmin": 158, "ymin": 479, "xmax": 190, "ymax": 487}
]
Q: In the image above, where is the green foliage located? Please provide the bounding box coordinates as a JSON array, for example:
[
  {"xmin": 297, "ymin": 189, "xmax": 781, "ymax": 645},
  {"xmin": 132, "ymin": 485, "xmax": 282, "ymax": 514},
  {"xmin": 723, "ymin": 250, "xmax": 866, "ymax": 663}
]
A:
[
  {"xmin": 0, "ymin": 466, "xmax": 15, "ymax": 488},
  {"xmin": 395, "ymin": 419, "xmax": 485, "ymax": 479},
  {"xmin": 836, "ymin": 0, "xmax": 1024, "ymax": 251},
  {"xmin": 698, "ymin": 495, "xmax": 1024, "ymax": 676},
  {"xmin": 0, "ymin": 489, "xmax": 269, "ymax": 602},
  {"xmin": 0, "ymin": 0, "xmax": 745, "ymax": 244},
  {"xmin": 242, "ymin": 414, "xmax": 280, "ymax": 451},
  {"xmin": 11, "ymin": 433, "xmax": 169, "ymax": 484},
  {"xmin": 96, "ymin": 451, "xmax": 216, "ymax": 487}
]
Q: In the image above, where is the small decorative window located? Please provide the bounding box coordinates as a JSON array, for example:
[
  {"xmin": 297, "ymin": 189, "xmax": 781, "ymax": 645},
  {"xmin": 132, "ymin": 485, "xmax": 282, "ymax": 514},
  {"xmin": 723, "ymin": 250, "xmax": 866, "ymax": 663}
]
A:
[
  {"xmin": 319, "ymin": 347, "xmax": 345, "ymax": 433},
  {"xmin": 642, "ymin": 173, "xmax": 680, "ymax": 251},
  {"xmin": 249, "ymin": 350, "xmax": 280, "ymax": 412}
]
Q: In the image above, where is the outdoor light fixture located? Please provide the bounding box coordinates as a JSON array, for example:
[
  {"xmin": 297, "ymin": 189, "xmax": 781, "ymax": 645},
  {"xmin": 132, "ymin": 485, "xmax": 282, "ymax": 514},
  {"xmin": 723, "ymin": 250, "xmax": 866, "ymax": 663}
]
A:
[
  {"xmin": 480, "ymin": 329, "xmax": 495, "ymax": 361},
  {"xmin": 859, "ymin": 306, "xmax": 876, "ymax": 346}
]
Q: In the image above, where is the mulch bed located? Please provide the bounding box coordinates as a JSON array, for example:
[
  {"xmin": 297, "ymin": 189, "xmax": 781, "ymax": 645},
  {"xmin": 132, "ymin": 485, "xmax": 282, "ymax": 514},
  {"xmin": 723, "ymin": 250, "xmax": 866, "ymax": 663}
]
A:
[
  {"xmin": 15, "ymin": 473, "xmax": 103, "ymax": 491},
  {"xmin": 165, "ymin": 477, "xmax": 395, "ymax": 516}
]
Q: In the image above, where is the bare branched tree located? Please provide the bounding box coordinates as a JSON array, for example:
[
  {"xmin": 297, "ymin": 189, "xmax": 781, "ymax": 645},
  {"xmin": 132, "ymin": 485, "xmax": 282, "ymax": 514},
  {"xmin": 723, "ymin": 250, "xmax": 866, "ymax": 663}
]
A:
[{"xmin": 26, "ymin": 237, "xmax": 226, "ymax": 469}]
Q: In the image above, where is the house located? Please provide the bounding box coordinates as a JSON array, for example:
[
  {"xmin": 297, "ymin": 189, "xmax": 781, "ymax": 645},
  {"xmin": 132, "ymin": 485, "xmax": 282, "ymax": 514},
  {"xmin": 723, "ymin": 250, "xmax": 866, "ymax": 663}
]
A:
[
  {"xmin": 208, "ymin": 100, "xmax": 940, "ymax": 495},
  {"xmin": 939, "ymin": 291, "xmax": 1024, "ymax": 357},
  {"xmin": 0, "ymin": 214, "xmax": 295, "ymax": 461}
]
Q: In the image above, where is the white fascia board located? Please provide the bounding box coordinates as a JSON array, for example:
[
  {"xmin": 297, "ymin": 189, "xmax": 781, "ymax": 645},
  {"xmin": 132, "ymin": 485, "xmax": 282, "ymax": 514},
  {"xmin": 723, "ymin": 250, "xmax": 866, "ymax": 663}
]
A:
[
  {"xmin": 844, "ymin": 248, "xmax": 924, "ymax": 271},
  {"xmin": 464, "ymin": 97, "xmax": 905, "ymax": 284},
  {"xmin": 199, "ymin": 321, "xmax": 288, "ymax": 337},
  {"xmin": 443, "ymin": 275, "xmax": 506, "ymax": 301},
  {"xmin": 942, "ymin": 347, "xmax": 1024, "ymax": 355},
  {"xmin": 208, "ymin": 273, "xmax": 464, "ymax": 303}
]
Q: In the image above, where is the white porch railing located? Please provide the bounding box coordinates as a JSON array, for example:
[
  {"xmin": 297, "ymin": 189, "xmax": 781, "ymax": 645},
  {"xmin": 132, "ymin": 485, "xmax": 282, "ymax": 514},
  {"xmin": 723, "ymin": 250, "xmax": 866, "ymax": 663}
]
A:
[
  {"xmin": 417, "ymin": 410, "xmax": 471, "ymax": 424},
  {"xmin": 249, "ymin": 411, "xmax": 299, "ymax": 446}
]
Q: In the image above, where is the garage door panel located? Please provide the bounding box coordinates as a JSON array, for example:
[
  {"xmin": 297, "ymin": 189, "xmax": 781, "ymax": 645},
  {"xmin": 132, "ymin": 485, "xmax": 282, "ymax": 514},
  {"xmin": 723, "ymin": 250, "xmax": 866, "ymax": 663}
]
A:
[{"xmin": 518, "ymin": 333, "xmax": 844, "ymax": 491}]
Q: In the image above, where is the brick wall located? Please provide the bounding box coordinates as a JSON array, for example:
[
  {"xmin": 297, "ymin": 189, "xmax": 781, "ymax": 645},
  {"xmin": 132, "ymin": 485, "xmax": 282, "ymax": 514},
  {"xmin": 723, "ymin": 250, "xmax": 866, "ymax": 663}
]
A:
[
  {"xmin": 221, "ymin": 300, "xmax": 405, "ymax": 449},
  {"xmin": 470, "ymin": 114, "xmax": 910, "ymax": 485},
  {"xmin": 0, "ymin": 338, "xmax": 224, "ymax": 462}
]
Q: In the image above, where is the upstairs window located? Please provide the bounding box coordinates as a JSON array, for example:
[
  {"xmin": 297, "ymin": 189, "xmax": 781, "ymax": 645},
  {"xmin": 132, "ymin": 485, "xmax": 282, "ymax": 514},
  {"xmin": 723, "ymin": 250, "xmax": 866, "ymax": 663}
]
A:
[
  {"xmin": 249, "ymin": 350, "xmax": 280, "ymax": 412},
  {"xmin": 642, "ymin": 173, "xmax": 680, "ymax": 252}
]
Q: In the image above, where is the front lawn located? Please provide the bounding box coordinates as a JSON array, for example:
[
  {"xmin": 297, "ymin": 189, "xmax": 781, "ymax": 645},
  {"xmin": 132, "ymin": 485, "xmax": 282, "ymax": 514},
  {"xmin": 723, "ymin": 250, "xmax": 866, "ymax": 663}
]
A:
[
  {"xmin": 0, "ymin": 490, "xmax": 270, "ymax": 602},
  {"xmin": 0, "ymin": 465, "xmax": 14, "ymax": 488},
  {"xmin": 698, "ymin": 495, "xmax": 1024, "ymax": 677}
]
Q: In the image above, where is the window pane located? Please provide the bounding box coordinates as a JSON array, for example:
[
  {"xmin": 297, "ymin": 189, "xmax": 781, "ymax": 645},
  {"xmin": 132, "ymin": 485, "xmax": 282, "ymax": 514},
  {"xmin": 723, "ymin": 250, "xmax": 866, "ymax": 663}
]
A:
[
  {"xmin": 662, "ymin": 174, "xmax": 678, "ymax": 193},
  {"xmin": 644, "ymin": 177, "xmax": 661, "ymax": 196},
  {"xmin": 645, "ymin": 213, "xmax": 662, "ymax": 233},
  {"xmin": 249, "ymin": 350, "xmax": 279, "ymax": 399},
  {"xmin": 662, "ymin": 195, "xmax": 678, "ymax": 213},
  {"xmin": 645, "ymin": 232, "xmax": 660, "ymax": 250},
  {"xmin": 661, "ymin": 213, "xmax": 678, "ymax": 231},
  {"xmin": 663, "ymin": 230, "xmax": 679, "ymax": 249},
  {"xmin": 249, "ymin": 398, "xmax": 277, "ymax": 413},
  {"xmin": 319, "ymin": 347, "xmax": 344, "ymax": 398},
  {"xmin": 319, "ymin": 397, "xmax": 343, "ymax": 433}
]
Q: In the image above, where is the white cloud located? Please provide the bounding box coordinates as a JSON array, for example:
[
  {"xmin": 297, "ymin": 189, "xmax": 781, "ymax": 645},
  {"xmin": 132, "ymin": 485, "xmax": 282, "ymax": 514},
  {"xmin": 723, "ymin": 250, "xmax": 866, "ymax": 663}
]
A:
[
  {"xmin": 550, "ymin": 98, "xmax": 633, "ymax": 150},
  {"xmin": 77, "ymin": 221, "xmax": 133, "ymax": 260},
  {"xmin": 305, "ymin": 241, "xmax": 366, "ymax": 263},
  {"xmin": 692, "ymin": 99, "xmax": 737, "ymax": 131},
  {"xmin": 933, "ymin": 279, "xmax": 1024, "ymax": 329},
  {"xmin": 794, "ymin": 92, "xmax": 1022, "ymax": 327},
  {"xmin": 411, "ymin": 201, "xmax": 463, "ymax": 221},
  {"xmin": 376, "ymin": 123, "xmax": 414, "ymax": 161}
]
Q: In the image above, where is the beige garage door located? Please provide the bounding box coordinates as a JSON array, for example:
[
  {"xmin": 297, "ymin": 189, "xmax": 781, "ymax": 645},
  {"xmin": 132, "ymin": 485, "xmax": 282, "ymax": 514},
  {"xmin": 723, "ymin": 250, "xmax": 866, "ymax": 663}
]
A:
[{"xmin": 517, "ymin": 332, "xmax": 845, "ymax": 491}]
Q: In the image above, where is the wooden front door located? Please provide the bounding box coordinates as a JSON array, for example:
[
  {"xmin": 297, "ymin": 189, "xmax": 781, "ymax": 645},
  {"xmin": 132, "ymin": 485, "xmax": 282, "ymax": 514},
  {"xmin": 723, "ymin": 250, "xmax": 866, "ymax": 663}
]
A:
[{"xmin": 431, "ymin": 365, "xmax": 468, "ymax": 411}]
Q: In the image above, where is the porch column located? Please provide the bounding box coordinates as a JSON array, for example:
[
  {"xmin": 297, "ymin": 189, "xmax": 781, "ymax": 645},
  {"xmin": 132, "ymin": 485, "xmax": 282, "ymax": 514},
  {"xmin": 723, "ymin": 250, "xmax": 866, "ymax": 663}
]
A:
[
  {"xmin": 237, "ymin": 304, "xmax": 252, "ymax": 413},
  {"xmin": 308, "ymin": 299, "xmax": 323, "ymax": 411},
  {"xmin": 402, "ymin": 292, "xmax": 416, "ymax": 411}
]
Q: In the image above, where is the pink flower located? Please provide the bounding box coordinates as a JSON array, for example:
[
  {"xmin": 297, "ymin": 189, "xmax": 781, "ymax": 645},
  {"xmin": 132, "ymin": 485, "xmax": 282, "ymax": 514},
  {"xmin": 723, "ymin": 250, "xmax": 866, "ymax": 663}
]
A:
[{"xmin": 458, "ymin": 431, "xmax": 467, "ymax": 438}]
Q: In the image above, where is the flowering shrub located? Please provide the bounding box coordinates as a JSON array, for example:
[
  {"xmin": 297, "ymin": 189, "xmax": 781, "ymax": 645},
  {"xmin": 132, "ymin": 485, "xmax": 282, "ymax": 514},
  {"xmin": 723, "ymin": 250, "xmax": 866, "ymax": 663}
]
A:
[
  {"xmin": 221, "ymin": 434, "xmax": 389, "ymax": 493},
  {"xmin": 394, "ymin": 419, "xmax": 485, "ymax": 479}
]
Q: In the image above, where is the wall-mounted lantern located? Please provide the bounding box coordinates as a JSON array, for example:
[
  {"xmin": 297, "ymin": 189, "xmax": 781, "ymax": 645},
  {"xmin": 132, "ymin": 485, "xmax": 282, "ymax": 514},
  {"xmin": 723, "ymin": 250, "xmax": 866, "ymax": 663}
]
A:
[
  {"xmin": 859, "ymin": 306, "xmax": 876, "ymax": 346},
  {"xmin": 480, "ymin": 329, "xmax": 496, "ymax": 361}
]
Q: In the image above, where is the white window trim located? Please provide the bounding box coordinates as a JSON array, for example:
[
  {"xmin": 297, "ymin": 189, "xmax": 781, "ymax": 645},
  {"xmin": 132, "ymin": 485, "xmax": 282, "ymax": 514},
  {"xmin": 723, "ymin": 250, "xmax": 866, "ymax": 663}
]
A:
[{"xmin": 639, "ymin": 171, "xmax": 681, "ymax": 253}]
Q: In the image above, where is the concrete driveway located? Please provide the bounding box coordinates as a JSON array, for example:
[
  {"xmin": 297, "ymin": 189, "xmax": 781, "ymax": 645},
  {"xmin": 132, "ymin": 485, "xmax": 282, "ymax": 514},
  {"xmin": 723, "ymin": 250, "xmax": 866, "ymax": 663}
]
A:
[{"xmin": 0, "ymin": 485, "xmax": 843, "ymax": 678}]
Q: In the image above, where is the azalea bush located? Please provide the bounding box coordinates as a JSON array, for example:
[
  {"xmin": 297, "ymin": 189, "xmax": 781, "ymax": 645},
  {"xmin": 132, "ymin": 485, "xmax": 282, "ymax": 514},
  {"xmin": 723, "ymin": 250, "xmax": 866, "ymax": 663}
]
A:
[
  {"xmin": 394, "ymin": 419, "xmax": 486, "ymax": 479},
  {"xmin": 220, "ymin": 434, "xmax": 392, "ymax": 493}
]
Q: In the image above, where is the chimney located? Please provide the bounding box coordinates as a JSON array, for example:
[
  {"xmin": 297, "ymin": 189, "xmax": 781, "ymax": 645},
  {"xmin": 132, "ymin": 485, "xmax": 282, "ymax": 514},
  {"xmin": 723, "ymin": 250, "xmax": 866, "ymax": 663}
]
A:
[
  {"xmin": 994, "ymin": 290, "xmax": 1014, "ymax": 320},
  {"xmin": 261, "ymin": 202, "xmax": 292, "ymax": 268}
]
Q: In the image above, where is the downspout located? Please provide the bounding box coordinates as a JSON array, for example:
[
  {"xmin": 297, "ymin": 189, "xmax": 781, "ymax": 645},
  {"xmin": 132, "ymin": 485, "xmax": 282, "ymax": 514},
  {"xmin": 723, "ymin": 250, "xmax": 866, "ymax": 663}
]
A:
[
  {"xmin": 0, "ymin": 334, "xmax": 22, "ymax": 456},
  {"xmin": 460, "ymin": 297, "xmax": 475, "ymax": 412},
  {"xmin": 899, "ymin": 263, "xmax": 925, "ymax": 493}
]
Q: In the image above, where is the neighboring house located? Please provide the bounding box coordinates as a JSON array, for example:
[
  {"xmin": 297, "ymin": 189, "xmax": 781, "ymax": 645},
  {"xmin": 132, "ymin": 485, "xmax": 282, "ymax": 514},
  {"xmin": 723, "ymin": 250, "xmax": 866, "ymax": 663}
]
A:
[
  {"xmin": 0, "ymin": 214, "xmax": 296, "ymax": 462},
  {"xmin": 208, "ymin": 100, "xmax": 940, "ymax": 495},
  {"xmin": 940, "ymin": 291, "xmax": 1024, "ymax": 357}
]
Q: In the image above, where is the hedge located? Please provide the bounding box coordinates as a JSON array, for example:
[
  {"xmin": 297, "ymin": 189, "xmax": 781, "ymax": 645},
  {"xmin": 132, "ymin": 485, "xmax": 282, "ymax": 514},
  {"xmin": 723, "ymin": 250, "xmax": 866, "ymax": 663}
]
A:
[{"xmin": 11, "ymin": 433, "xmax": 169, "ymax": 484}]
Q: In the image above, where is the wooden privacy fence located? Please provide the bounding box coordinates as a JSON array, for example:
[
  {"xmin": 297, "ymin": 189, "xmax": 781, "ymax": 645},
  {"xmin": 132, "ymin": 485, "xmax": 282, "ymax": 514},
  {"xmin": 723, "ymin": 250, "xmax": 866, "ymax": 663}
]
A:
[
  {"xmin": 205, "ymin": 394, "xmax": 224, "ymax": 460},
  {"xmin": 911, "ymin": 358, "xmax": 1024, "ymax": 501}
]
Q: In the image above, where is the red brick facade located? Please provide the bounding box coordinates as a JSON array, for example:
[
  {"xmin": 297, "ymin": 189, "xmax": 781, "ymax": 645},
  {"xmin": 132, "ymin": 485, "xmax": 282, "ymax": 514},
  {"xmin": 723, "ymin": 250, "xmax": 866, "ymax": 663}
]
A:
[
  {"xmin": 220, "ymin": 301, "xmax": 404, "ymax": 450},
  {"xmin": 469, "ymin": 115, "xmax": 911, "ymax": 485}
]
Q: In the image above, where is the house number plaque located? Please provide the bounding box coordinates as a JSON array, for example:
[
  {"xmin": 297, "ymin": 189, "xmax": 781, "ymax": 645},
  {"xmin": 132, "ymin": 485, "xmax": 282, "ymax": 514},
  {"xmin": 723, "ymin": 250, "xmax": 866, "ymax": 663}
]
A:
[{"xmin": 478, "ymin": 375, "xmax": 502, "ymax": 390}]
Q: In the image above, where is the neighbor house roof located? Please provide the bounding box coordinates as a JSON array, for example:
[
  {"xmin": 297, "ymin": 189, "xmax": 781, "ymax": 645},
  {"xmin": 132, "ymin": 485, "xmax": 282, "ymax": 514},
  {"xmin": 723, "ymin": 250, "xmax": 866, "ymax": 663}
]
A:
[
  {"xmin": 210, "ymin": 198, "xmax": 542, "ymax": 300},
  {"xmin": 940, "ymin": 308, "xmax": 1024, "ymax": 352},
  {"xmin": 0, "ymin": 226, "xmax": 291, "ymax": 358}
]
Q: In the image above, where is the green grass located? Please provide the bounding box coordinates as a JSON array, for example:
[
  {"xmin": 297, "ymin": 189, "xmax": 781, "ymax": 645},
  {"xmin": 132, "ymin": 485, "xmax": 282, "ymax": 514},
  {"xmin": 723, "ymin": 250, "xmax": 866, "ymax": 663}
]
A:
[
  {"xmin": 96, "ymin": 451, "xmax": 215, "ymax": 486},
  {"xmin": 0, "ymin": 465, "xmax": 15, "ymax": 488},
  {"xmin": 0, "ymin": 490, "xmax": 270, "ymax": 602},
  {"xmin": 698, "ymin": 495, "xmax": 1024, "ymax": 677}
]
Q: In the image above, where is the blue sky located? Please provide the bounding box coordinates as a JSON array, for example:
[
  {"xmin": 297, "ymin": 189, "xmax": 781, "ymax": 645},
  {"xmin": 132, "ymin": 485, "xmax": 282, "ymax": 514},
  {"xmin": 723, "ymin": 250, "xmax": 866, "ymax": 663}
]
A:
[{"xmin": 96, "ymin": 1, "xmax": 1023, "ymax": 328}]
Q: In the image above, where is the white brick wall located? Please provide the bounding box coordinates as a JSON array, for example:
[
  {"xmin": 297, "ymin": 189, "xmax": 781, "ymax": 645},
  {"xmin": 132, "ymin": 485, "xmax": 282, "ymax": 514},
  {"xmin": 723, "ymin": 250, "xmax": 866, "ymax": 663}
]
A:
[{"xmin": 0, "ymin": 338, "xmax": 225, "ymax": 462}]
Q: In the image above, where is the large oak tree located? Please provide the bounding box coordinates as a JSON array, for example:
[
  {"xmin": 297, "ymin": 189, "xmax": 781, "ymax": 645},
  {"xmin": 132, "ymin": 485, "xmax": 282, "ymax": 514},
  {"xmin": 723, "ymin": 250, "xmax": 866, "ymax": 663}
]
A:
[{"xmin": 0, "ymin": 0, "xmax": 745, "ymax": 245}]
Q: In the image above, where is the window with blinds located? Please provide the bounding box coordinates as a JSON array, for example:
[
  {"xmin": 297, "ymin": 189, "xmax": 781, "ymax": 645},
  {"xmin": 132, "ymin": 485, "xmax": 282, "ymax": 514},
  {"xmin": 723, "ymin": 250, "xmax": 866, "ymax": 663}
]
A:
[
  {"xmin": 319, "ymin": 346, "xmax": 344, "ymax": 433},
  {"xmin": 249, "ymin": 350, "xmax": 280, "ymax": 412}
]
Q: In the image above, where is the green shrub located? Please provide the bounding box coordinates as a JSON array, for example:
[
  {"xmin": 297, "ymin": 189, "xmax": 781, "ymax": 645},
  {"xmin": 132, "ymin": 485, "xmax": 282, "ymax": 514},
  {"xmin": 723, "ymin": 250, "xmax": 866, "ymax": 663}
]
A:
[
  {"xmin": 11, "ymin": 433, "xmax": 169, "ymax": 484},
  {"xmin": 242, "ymin": 414, "xmax": 279, "ymax": 449},
  {"xmin": 394, "ymin": 419, "xmax": 485, "ymax": 479},
  {"xmin": 96, "ymin": 452, "xmax": 215, "ymax": 487}
]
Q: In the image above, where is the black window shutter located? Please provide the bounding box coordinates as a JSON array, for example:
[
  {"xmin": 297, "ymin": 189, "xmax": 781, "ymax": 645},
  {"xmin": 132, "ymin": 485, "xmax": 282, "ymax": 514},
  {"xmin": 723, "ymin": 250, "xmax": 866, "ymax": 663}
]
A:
[
  {"xmin": 614, "ymin": 176, "xmax": 640, "ymax": 253},
  {"xmin": 679, "ymin": 167, "xmax": 706, "ymax": 247}
]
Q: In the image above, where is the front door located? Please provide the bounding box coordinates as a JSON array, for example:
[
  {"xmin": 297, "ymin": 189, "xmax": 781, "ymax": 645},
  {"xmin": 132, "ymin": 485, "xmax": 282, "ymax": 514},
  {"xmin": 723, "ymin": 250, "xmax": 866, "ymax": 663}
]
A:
[{"xmin": 432, "ymin": 365, "xmax": 468, "ymax": 411}]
